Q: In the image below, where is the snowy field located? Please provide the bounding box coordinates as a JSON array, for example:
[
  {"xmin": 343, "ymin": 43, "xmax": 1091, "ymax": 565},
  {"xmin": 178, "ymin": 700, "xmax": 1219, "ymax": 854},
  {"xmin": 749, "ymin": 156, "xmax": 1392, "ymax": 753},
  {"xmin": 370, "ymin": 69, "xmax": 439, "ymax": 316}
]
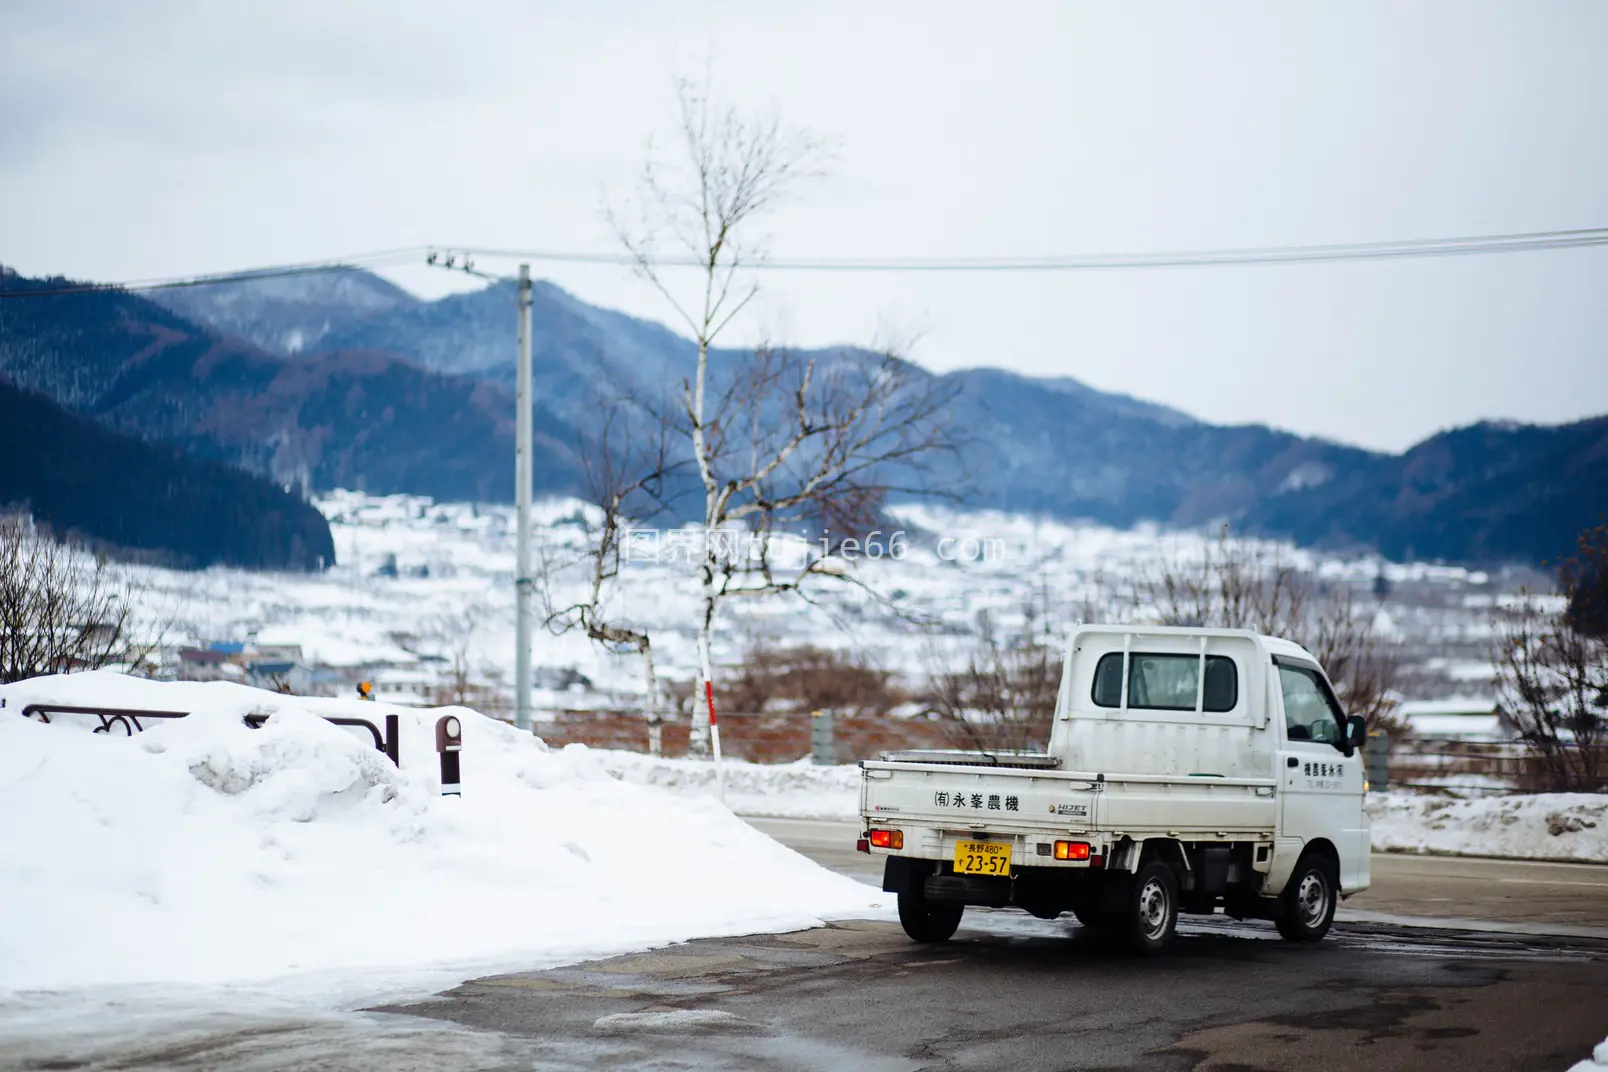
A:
[
  {"xmin": 0, "ymin": 674, "xmax": 885, "ymax": 999},
  {"xmin": 125, "ymin": 490, "xmax": 1521, "ymax": 710}
]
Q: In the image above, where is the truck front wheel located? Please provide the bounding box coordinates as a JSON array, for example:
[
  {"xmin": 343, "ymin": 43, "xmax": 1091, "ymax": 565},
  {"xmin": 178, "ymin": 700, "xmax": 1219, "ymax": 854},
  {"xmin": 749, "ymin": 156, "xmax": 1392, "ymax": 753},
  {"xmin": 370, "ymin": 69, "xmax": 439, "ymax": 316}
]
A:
[
  {"xmin": 897, "ymin": 890, "xmax": 964, "ymax": 943},
  {"xmin": 1122, "ymin": 861, "xmax": 1179, "ymax": 956},
  {"xmin": 1276, "ymin": 853, "xmax": 1338, "ymax": 943}
]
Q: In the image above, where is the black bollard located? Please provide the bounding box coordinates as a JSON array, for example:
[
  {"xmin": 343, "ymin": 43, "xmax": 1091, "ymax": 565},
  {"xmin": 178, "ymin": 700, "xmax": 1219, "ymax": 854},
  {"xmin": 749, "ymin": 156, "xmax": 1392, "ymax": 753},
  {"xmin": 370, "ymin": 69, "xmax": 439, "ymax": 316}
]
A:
[{"xmin": 435, "ymin": 714, "xmax": 462, "ymax": 796}]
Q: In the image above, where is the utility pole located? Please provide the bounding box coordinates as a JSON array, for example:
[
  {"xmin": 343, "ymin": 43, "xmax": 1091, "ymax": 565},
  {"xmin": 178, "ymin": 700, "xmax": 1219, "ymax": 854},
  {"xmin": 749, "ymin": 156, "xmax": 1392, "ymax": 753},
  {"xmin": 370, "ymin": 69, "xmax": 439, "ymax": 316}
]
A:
[{"xmin": 514, "ymin": 264, "xmax": 534, "ymax": 732}]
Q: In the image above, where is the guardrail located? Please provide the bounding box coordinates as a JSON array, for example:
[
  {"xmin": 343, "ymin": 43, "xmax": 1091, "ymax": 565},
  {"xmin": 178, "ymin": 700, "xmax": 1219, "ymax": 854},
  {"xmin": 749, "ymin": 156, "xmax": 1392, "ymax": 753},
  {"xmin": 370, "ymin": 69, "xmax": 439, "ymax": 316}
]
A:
[
  {"xmin": 1387, "ymin": 739, "xmax": 1608, "ymax": 794},
  {"xmin": 20, "ymin": 703, "xmax": 401, "ymax": 766},
  {"xmin": 20, "ymin": 704, "xmax": 189, "ymax": 734}
]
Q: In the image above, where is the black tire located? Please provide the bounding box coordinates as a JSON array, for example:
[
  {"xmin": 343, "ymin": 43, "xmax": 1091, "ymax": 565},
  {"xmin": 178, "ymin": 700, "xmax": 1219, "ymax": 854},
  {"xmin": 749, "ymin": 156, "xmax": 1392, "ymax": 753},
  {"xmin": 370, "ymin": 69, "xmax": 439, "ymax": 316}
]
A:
[
  {"xmin": 1069, "ymin": 894, "xmax": 1108, "ymax": 931},
  {"xmin": 1121, "ymin": 861, "xmax": 1179, "ymax": 956},
  {"xmin": 1276, "ymin": 852, "xmax": 1338, "ymax": 943},
  {"xmin": 898, "ymin": 890, "xmax": 964, "ymax": 943}
]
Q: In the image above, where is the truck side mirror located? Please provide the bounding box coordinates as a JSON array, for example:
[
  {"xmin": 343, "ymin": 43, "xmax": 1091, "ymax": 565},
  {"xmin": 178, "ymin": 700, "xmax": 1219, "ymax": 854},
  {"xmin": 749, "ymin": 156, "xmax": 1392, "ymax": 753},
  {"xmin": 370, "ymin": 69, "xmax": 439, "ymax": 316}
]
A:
[{"xmin": 1343, "ymin": 715, "xmax": 1366, "ymax": 757}]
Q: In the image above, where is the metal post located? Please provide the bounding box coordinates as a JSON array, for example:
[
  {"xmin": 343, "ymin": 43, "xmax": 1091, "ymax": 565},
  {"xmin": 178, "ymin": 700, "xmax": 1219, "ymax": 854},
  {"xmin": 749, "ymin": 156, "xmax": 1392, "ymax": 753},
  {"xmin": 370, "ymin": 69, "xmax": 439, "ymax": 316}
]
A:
[
  {"xmin": 514, "ymin": 264, "xmax": 534, "ymax": 733},
  {"xmin": 1365, "ymin": 730, "xmax": 1389, "ymax": 791},
  {"xmin": 436, "ymin": 714, "xmax": 463, "ymax": 796},
  {"xmin": 811, "ymin": 709, "xmax": 836, "ymax": 766}
]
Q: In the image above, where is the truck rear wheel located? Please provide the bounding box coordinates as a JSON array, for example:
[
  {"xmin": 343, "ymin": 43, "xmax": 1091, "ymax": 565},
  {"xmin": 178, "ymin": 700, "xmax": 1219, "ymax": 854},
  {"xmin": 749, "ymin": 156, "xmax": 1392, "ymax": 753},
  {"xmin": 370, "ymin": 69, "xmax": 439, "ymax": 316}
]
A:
[
  {"xmin": 1122, "ymin": 861, "xmax": 1179, "ymax": 956},
  {"xmin": 897, "ymin": 890, "xmax": 964, "ymax": 943},
  {"xmin": 1276, "ymin": 853, "xmax": 1337, "ymax": 943}
]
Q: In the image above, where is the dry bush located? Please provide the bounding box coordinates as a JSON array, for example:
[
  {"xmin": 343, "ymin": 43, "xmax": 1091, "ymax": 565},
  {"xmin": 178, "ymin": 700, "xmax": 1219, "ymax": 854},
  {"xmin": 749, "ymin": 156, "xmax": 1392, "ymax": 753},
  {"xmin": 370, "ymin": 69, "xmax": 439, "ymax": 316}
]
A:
[
  {"xmin": 1134, "ymin": 530, "xmax": 1404, "ymax": 737},
  {"xmin": 723, "ymin": 643, "xmax": 905, "ymax": 716},
  {"xmin": 920, "ymin": 617, "xmax": 1059, "ymax": 754},
  {"xmin": 0, "ymin": 514, "xmax": 155, "ymax": 683},
  {"xmin": 1495, "ymin": 524, "xmax": 1608, "ymax": 792}
]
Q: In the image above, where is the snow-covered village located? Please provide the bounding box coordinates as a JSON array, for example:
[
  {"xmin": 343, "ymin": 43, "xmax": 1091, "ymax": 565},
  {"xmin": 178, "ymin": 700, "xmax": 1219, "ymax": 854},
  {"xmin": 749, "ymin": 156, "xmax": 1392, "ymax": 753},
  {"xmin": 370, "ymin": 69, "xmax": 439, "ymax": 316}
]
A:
[{"xmin": 3, "ymin": 6, "xmax": 1608, "ymax": 1071}]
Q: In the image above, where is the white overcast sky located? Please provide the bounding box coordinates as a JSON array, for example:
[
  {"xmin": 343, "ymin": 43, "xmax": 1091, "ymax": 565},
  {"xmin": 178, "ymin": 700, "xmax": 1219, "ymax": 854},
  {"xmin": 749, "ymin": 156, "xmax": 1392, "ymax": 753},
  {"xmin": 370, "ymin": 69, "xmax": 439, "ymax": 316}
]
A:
[{"xmin": 2, "ymin": 1, "xmax": 1605, "ymax": 452}]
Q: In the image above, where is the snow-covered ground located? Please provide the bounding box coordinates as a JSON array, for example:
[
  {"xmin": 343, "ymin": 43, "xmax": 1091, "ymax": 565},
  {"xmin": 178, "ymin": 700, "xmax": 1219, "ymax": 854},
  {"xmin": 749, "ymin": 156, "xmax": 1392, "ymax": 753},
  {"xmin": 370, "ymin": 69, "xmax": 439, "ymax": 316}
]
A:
[
  {"xmin": 122, "ymin": 490, "xmax": 1517, "ymax": 709},
  {"xmin": 1570, "ymin": 1035, "xmax": 1608, "ymax": 1072},
  {"xmin": 0, "ymin": 673, "xmax": 885, "ymax": 999},
  {"xmin": 596, "ymin": 751, "xmax": 861, "ymax": 820},
  {"xmin": 1368, "ymin": 792, "xmax": 1608, "ymax": 863},
  {"xmin": 598, "ymin": 754, "xmax": 1608, "ymax": 863}
]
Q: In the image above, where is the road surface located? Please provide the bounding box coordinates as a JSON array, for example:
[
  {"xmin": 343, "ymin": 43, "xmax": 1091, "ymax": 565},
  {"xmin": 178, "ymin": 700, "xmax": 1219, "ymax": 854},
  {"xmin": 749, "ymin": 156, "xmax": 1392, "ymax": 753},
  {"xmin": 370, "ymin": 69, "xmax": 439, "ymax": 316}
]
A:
[
  {"xmin": 746, "ymin": 816, "xmax": 1608, "ymax": 933},
  {"xmin": 4, "ymin": 817, "xmax": 1605, "ymax": 1071}
]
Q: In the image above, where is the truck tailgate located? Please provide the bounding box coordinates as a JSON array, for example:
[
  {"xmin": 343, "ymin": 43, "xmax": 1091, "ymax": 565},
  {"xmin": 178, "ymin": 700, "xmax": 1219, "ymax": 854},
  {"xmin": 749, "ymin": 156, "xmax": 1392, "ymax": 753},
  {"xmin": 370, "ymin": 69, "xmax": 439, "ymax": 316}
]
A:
[
  {"xmin": 862, "ymin": 762, "xmax": 1279, "ymax": 840},
  {"xmin": 862, "ymin": 761, "xmax": 1100, "ymax": 830}
]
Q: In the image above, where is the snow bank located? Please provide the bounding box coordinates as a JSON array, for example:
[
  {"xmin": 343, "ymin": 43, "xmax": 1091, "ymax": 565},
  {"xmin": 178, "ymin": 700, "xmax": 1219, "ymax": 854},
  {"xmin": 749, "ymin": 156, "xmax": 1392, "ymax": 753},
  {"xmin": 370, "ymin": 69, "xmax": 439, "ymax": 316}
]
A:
[
  {"xmin": 1368, "ymin": 792, "xmax": 1608, "ymax": 863},
  {"xmin": 593, "ymin": 751, "xmax": 862, "ymax": 821},
  {"xmin": 589, "ymin": 751, "xmax": 1608, "ymax": 866},
  {"xmin": 0, "ymin": 673, "xmax": 885, "ymax": 995},
  {"xmin": 594, "ymin": 753, "xmax": 1608, "ymax": 865},
  {"xmin": 1567, "ymin": 1035, "xmax": 1608, "ymax": 1072}
]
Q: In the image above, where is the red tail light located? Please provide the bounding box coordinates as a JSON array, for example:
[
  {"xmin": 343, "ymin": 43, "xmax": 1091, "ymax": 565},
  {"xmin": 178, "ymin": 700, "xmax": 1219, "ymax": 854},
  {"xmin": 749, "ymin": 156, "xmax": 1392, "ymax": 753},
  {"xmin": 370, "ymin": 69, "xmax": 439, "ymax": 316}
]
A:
[
  {"xmin": 869, "ymin": 829, "xmax": 904, "ymax": 850},
  {"xmin": 1053, "ymin": 840, "xmax": 1090, "ymax": 861}
]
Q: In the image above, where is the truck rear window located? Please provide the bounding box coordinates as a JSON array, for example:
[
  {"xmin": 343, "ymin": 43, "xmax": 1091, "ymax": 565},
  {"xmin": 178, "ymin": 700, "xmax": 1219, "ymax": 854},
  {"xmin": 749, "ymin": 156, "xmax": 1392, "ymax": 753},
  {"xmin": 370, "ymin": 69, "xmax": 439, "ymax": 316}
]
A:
[{"xmin": 1091, "ymin": 652, "xmax": 1238, "ymax": 712}]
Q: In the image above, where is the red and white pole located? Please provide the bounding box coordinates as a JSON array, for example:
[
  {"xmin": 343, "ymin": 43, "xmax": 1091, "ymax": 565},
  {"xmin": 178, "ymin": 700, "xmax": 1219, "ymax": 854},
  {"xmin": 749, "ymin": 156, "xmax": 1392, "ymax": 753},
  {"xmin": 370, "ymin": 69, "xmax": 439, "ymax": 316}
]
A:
[{"xmin": 699, "ymin": 633, "xmax": 725, "ymax": 803}]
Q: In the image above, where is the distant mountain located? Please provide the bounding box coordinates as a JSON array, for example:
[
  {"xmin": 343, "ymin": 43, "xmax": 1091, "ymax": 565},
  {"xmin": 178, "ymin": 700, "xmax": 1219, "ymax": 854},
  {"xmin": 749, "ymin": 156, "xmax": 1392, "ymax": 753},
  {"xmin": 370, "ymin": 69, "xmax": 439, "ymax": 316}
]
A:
[
  {"xmin": 314, "ymin": 278, "xmax": 695, "ymax": 427},
  {"xmin": 1254, "ymin": 417, "xmax": 1608, "ymax": 564},
  {"xmin": 931, "ymin": 366, "xmax": 1375, "ymax": 525},
  {"xmin": 295, "ymin": 273, "xmax": 1399, "ymax": 539},
  {"xmin": 150, "ymin": 269, "xmax": 420, "ymax": 355},
  {"xmin": 0, "ymin": 377, "xmax": 334, "ymax": 570},
  {"xmin": 0, "ymin": 269, "xmax": 585, "ymax": 505},
  {"xmin": 5, "ymin": 265, "xmax": 1603, "ymax": 566},
  {"xmin": 200, "ymin": 270, "xmax": 1366, "ymax": 523}
]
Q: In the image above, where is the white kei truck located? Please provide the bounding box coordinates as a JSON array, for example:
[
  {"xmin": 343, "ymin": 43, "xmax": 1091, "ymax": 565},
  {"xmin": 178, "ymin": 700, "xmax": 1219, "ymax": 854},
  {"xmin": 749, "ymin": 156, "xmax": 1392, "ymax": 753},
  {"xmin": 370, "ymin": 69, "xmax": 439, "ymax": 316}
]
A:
[{"xmin": 859, "ymin": 625, "xmax": 1371, "ymax": 955}]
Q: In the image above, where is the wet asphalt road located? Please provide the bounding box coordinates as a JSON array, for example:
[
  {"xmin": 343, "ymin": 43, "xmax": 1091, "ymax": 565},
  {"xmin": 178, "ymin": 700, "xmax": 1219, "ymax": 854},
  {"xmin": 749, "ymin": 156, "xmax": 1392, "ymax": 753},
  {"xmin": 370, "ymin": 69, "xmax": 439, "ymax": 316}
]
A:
[
  {"xmin": 5, "ymin": 820, "xmax": 1607, "ymax": 1071},
  {"xmin": 374, "ymin": 911, "xmax": 1608, "ymax": 1072}
]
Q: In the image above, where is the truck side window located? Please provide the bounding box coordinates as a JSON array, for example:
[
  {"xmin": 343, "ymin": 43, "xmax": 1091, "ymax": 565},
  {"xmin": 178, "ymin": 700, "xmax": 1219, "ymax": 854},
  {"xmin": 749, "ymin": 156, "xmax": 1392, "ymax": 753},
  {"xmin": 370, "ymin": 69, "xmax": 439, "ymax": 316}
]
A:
[
  {"xmin": 1201, "ymin": 656, "xmax": 1237, "ymax": 712},
  {"xmin": 1278, "ymin": 665, "xmax": 1344, "ymax": 745},
  {"xmin": 1090, "ymin": 653, "xmax": 1238, "ymax": 712},
  {"xmin": 1092, "ymin": 653, "xmax": 1124, "ymax": 707}
]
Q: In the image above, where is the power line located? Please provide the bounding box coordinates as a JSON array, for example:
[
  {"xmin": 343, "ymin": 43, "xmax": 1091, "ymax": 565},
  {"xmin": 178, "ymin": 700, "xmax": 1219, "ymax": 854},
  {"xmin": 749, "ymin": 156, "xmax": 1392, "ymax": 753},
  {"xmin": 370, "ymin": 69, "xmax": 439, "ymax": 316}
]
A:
[
  {"xmin": 3, "ymin": 225, "xmax": 1606, "ymax": 299},
  {"xmin": 451, "ymin": 226, "xmax": 1608, "ymax": 272}
]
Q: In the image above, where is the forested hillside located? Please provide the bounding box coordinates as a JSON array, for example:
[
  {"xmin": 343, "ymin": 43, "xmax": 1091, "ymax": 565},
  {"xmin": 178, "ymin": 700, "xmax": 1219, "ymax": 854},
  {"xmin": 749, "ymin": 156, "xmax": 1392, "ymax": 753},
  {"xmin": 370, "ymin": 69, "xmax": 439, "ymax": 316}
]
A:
[{"xmin": 0, "ymin": 378, "xmax": 335, "ymax": 570}]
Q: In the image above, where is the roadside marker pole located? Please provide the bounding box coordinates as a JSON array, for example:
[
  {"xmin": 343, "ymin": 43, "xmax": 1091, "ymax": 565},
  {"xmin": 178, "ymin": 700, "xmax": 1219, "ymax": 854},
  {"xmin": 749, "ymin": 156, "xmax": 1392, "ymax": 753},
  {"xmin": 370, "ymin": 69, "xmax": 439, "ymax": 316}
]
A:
[
  {"xmin": 699, "ymin": 634, "xmax": 725, "ymax": 803},
  {"xmin": 436, "ymin": 715, "xmax": 463, "ymax": 796},
  {"xmin": 514, "ymin": 263, "xmax": 534, "ymax": 734}
]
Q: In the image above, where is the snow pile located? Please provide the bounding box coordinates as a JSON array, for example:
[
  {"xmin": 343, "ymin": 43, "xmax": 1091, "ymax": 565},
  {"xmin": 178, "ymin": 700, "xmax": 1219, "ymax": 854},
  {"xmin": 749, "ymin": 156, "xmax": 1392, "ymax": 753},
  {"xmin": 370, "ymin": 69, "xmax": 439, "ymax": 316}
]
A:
[
  {"xmin": 592, "ymin": 751, "xmax": 862, "ymax": 821},
  {"xmin": 1567, "ymin": 1034, "xmax": 1608, "ymax": 1072},
  {"xmin": 584, "ymin": 753, "xmax": 1608, "ymax": 864},
  {"xmin": 0, "ymin": 673, "xmax": 885, "ymax": 995},
  {"xmin": 1368, "ymin": 792, "xmax": 1608, "ymax": 862}
]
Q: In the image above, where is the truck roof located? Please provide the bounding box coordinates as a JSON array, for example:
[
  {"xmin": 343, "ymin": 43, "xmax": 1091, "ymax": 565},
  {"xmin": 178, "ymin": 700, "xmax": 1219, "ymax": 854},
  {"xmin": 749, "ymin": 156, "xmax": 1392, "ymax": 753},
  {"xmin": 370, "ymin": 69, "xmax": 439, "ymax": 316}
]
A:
[{"xmin": 1064, "ymin": 623, "xmax": 1320, "ymax": 665}]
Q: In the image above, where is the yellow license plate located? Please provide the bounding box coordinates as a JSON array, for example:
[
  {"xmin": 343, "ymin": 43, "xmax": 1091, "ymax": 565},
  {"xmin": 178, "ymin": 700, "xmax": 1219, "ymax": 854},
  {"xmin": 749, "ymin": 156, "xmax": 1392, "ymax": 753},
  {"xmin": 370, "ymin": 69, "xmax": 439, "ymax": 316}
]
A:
[{"xmin": 954, "ymin": 840, "xmax": 1012, "ymax": 876}]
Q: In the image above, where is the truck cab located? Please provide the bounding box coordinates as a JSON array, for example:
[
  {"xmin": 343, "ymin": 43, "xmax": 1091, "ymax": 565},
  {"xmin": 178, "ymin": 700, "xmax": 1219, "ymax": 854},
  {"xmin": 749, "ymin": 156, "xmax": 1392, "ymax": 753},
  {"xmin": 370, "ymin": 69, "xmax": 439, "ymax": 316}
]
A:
[{"xmin": 860, "ymin": 625, "xmax": 1370, "ymax": 954}]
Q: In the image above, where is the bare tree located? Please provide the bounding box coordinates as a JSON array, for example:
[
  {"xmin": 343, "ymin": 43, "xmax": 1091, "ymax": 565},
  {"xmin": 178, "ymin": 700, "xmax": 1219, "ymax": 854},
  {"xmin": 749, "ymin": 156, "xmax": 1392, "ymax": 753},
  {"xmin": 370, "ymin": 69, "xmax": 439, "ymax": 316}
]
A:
[
  {"xmin": 613, "ymin": 76, "xmax": 958, "ymax": 756},
  {"xmin": 416, "ymin": 608, "xmax": 483, "ymax": 707},
  {"xmin": 1495, "ymin": 525, "xmax": 1608, "ymax": 792},
  {"xmin": 1134, "ymin": 530, "xmax": 1401, "ymax": 732},
  {"xmin": 922, "ymin": 613, "xmax": 1059, "ymax": 753},
  {"xmin": 539, "ymin": 405, "xmax": 678, "ymax": 754},
  {"xmin": 0, "ymin": 514, "xmax": 158, "ymax": 683}
]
